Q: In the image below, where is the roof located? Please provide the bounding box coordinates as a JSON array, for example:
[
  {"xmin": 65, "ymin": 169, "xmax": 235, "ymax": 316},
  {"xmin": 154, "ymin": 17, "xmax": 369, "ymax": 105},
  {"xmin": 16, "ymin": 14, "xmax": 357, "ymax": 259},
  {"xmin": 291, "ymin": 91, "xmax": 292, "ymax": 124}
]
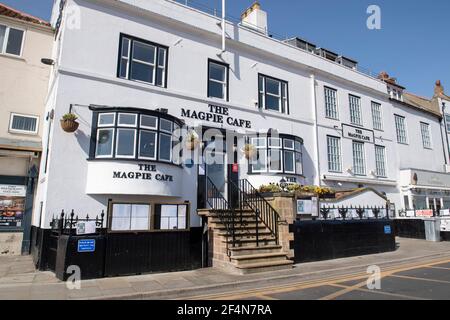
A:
[
  {"xmin": 0, "ymin": 2, "xmax": 51, "ymax": 27},
  {"xmin": 324, "ymin": 188, "xmax": 387, "ymax": 202},
  {"xmin": 401, "ymin": 92, "xmax": 442, "ymax": 118}
]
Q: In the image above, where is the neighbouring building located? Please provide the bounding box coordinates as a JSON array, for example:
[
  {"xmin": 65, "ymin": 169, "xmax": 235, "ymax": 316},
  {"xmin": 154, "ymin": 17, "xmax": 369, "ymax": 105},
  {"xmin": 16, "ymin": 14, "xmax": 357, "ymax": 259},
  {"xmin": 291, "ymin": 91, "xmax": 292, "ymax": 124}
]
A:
[
  {"xmin": 0, "ymin": 3, "xmax": 53, "ymax": 255},
  {"xmin": 30, "ymin": 0, "xmax": 450, "ymax": 276}
]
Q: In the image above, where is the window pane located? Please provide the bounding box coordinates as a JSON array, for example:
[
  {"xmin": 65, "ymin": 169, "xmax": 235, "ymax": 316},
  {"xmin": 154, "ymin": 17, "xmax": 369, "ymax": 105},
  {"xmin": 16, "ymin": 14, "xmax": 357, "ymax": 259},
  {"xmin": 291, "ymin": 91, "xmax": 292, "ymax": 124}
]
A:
[
  {"xmin": 349, "ymin": 95, "xmax": 362, "ymax": 125},
  {"xmin": 375, "ymin": 146, "xmax": 386, "ymax": 177},
  {"xmin": 269, "ymin": 149, "xmax": 282, "ymax": 171},
  {"xmin": 111, "ymin": 204, "xmax": 131, "ymax": 231},
  {"xmin": 269, "ymin": 138, "xmax": 281, "ymax": 148},
  {"xmin": 98, "ymin": 113, "xmax": 115, "ymax": 126},
  {"xmin": 159, "ymin": 133, "xmax": 172, "ymax": 161},
  {"xmin": 130, "ymin": 61, "xmax": 154, "ymax": 83},
  {"xmin": 209, "ymin": 63, "xmax": 226, "ymax": 82},
  {"xmin": 119, "ymin": 58, "xmax": 128, "ymax": 78},
  {"xmin": 284, "ymin": 139, "xmax": 294, "ymax": 150},
  {"xmin": 208, "ymin": 81, "xmax": 225, "ymax": 99},
  {"xmin": 156, "ymin": 67, "xmax": 165, "ymax": 86},
  {"xmin": 325, "ymin": 87, "xmax": 338, "ymax": 119},
  {"xmin": 158, "ymin": 48, "xmax": 166, "ymax": 67},
  {"xmin": 160, "ymin": 119, "xmax": 173, "ymax": 133},
  {"xmin": 132, "ymin": 41, "xmax": 155, "ymax": 63},
  {"xmin": 139, "ymin": 130, "xmax": 156, "ymax": 159},
  {"xmin": 327, "ymin": 136, "xmax": 341, "ymax": 172},
  {"xmin": 6, "ymin": 28, "xmax": 24, "ymax": 56},
  {"xmin": 252, "ymin": 137, "xmax": 266, "ymax": 148},
  {"xmin": 251, "ymin": 150, "xmax": 267, "ymax": 172},
  {"xmin": 116, "ymin": 129, "xmax": 136, "ymax": 157},
  {"xmin": 0, "ymin": 25, "xmax": 5, "ymax": 52},
  {"xmin": 11, "ymin": 115, "xmax": 37, "ymax": 132},
  {"xmin": 160, "ymin": 205, "xmax": 178, "ymax": 230},
  {"xmin": 295, "ymin": 152, "xmax": 303, "ymax": 175},
  {"xmin": 266, "ymin": 78, "xmax": 280, "ymax": 95},
  {"xmin": 130, "ymin": 205, "xmax": 149, "ymax": 230},
  {"xmin": 118, "ymin": 113, "xmax": 137, "ymax": 126},
  {"xmin": 284, "ymin": 150, "xmax": 295, "ymax": 173},
  {"xmin": 140, "ymin": 115, "xmax": 157, "ymax": 129},
  {"xmin": 96, "ymin": 129, "xmax": 114, "ymax": 157},
  {"xmin": 121, "ymin": 38, "xmax": 130, "ymax": 57},
  {"xmin": 352, "ymin": 141, "xmax": 366, "ymax": 175},
  {"xmin": 266, "ymin": 95, "xmax": 280, "ymax": 111}
]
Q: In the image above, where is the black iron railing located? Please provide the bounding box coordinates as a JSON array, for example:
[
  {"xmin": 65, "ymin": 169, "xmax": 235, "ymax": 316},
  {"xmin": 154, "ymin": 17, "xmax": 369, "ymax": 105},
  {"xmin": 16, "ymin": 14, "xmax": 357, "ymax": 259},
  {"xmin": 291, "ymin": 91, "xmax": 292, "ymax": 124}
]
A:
[
  {"xmin": 319, "ymin": 205, "xmax": 390, "ymax": 221},
  {"xmin": 206, "ymin": 177, "xmax": 237, "ymax": 257},
  {"xmin": 50, "ymin": 209, "xmax": 105, "ymax": 235},
  {"xmin": 235, "ymin": 179, "xmax": 280, "ymax": 245}
]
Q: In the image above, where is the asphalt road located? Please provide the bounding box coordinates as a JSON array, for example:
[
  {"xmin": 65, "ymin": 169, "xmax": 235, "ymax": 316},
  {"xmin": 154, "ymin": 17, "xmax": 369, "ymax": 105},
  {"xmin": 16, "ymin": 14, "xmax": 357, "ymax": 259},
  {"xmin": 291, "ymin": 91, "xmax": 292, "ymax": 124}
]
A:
[{"xmin": 184, "ymin": 258, "xmax": 450, "ymax": 300}]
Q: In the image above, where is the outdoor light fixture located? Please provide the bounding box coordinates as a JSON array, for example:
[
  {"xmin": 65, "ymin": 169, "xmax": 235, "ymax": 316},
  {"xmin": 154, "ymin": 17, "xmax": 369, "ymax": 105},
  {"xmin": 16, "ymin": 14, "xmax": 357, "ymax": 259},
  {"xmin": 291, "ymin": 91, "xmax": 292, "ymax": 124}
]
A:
[
  {"xmin": 280, "ymin": 178, "xmax": 288, "ymax": 192},
  {"xmin": 41, "ymin": 58, "xmax": 55, "ymax": 65}
]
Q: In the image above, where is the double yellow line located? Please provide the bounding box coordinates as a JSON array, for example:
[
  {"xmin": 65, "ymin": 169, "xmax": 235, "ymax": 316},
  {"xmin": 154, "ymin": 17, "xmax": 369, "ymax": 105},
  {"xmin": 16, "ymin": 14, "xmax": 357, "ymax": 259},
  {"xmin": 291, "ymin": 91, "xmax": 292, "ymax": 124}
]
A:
[{"xmin": 180, "ymin": 257, "xmax": 450, "ymax": 300}]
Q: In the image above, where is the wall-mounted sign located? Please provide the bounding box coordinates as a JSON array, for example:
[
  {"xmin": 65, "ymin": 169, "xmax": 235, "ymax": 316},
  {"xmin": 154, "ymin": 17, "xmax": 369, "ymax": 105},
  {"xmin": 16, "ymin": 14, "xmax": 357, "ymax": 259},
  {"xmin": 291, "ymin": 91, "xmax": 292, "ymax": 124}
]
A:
[
  {"xmin": 416, "ymin": 210, "xmax": 433, "ymax": 217},
  {"xmin": 297, "ymin": 200, "xmax": 312, "ymax": 215},
  {"xmin": 384, "ymin": 225, "xmax": 392, "ymax": 234},
  {"xmin": 113, "ymin": 164, "xmax": 174, "ymax": 182},
  {"xmin": 78, "ymin": 239, "xmax": 96, "ymax": 253},
  {"xmin": 342, "ymin": 124, "xmax": 375, "ymax": 144},
  {"xmin": 0, "ymin": 185, "xmax": 26, "ymax": 197},
  {"xmin": 181, "ymin": 104, "xmax": 252, "ymax": 129},
  {"xmin": 76, "ymin": 221, "xmax": 97, "ymax": 235},
  {"xmin": 0, "ymin": 185, "xmax": 26, "ymax": 228}
]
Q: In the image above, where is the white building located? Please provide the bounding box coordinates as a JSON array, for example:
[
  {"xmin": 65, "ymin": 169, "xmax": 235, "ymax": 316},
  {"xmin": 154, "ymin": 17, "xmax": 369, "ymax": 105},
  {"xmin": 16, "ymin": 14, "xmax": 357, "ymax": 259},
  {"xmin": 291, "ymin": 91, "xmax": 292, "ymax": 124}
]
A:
[{"xmin": 31, "ymin": 0, "xmax": 450, "ymax": 273}]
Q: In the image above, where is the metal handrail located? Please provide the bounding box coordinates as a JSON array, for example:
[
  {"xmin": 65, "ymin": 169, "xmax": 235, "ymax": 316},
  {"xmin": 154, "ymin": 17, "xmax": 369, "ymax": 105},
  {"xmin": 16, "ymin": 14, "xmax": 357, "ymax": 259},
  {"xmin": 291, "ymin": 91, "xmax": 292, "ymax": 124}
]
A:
[
  {"xmin": 206, "ymin": 177, "xmax": 237, "ymax": 256},
  {"xmin": 235, "ymin": 179, "xmax": 280, "ymax": 245}
]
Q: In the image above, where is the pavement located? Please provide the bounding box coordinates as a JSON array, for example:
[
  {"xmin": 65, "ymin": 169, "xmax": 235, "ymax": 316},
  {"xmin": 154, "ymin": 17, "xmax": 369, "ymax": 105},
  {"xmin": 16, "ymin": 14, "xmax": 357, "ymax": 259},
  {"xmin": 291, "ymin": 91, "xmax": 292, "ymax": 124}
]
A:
[{"xmin": 0, "ymin": 238, "xmax": 449, "ymax": 300}]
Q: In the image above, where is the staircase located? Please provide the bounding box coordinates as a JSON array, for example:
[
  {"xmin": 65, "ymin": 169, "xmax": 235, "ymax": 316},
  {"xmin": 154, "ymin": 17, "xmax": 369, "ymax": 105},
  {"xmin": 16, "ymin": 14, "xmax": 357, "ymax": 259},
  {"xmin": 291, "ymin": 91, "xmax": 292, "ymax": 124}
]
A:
[{"xmin": 199, "ymin": 178, "xmax": 293, "ymax": 274}]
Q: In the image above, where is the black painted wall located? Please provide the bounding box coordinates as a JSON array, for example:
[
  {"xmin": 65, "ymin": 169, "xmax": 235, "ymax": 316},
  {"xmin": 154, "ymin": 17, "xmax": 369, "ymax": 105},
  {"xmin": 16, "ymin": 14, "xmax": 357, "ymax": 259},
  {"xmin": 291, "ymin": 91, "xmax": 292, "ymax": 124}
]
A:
[
  {"xmin": 292, "ymin": 220, "xmax": 396, "ymax": 263},
  {"xmin": 394, "ymin": 219, "xmax": 426, "ymax": 240}
]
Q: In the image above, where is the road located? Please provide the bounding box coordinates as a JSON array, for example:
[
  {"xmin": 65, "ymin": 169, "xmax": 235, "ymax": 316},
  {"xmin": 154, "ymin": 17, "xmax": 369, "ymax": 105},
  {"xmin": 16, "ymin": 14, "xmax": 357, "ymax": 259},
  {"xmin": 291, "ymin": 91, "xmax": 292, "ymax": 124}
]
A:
[{"xmin": 182, "ymin": 257, "xmax": 450, "ymax": 300}]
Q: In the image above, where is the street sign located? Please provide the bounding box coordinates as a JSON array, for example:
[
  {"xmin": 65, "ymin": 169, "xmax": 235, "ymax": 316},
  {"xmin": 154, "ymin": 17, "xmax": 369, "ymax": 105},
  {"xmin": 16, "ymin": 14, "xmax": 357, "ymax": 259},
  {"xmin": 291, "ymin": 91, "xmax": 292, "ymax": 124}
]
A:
[
  {"xmin": 384, "ymin": 225, "xmax": 392, "ymax": 234},
  {"xmin": 77, "ymin": 239, "xmax": 96, "ymax": 253}
]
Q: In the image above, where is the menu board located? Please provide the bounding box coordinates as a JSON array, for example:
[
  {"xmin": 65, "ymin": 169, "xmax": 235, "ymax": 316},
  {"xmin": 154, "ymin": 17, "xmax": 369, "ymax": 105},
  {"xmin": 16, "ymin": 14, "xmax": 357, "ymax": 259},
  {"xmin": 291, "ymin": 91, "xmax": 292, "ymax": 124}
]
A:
[{"xmin": 0, "ymin": 186, "xmax": 26, "ymax": 228}]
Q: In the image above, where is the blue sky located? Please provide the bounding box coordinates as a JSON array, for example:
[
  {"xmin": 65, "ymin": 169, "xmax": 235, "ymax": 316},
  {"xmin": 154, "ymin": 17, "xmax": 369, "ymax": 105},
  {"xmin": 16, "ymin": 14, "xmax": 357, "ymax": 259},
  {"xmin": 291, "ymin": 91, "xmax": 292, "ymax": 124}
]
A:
[{"xmin": 2, "ymin": 0, "xmax": 449, "ymax": 98}]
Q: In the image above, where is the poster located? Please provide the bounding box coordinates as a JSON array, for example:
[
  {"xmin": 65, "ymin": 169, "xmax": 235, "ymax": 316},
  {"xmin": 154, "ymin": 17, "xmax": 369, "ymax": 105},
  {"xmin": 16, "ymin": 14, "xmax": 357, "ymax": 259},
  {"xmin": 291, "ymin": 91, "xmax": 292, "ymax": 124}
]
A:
[
  {"xmin": 0, "ymin": 195, "xmax": 25, "ymax": 228},
  {"xmin": 297, "ymin": 200, "xmax": 312, "ymax": 215}
]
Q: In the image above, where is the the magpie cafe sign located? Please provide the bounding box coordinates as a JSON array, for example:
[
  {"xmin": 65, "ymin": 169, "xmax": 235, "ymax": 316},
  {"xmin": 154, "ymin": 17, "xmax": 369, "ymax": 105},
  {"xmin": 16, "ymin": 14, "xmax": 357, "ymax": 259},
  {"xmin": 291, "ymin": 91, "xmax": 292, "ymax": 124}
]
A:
[
  {"xmin": 181, "ymin": 104, "xmax": 252, "ymax": 129},
  {"xmin": 113, "ymin": 164, "xmax": 174, "ymax": 182},
  {"xmin": 342, "ymin": 124, "xmax": 375, "ymax": 144}
]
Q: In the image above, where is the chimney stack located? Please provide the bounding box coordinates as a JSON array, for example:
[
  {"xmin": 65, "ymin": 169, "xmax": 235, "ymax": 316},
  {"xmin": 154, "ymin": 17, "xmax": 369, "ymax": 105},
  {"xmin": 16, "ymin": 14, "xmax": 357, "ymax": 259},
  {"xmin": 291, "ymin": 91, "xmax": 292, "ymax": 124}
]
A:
[
  {"xmin": 434, "ymin": 80, "xmax": 445, "ymax": 97},
  {"xmin": 241, "ymin": 1, "xmax": 268, "ymax": 35}
]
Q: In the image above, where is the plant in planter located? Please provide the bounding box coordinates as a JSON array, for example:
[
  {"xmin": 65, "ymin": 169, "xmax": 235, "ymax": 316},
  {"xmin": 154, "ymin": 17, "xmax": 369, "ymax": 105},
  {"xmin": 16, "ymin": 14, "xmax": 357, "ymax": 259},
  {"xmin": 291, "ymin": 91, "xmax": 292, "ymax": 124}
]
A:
[
  {"xmin": 185, "ymin": 130, "xmax": 200, "ymax": 151},
  {"xmin": 258, "ymin": 183, "xmax": 282, "ymax": 194},
  {"xmin": 241, "ymin": 143, "xmax": 256, "ymax": 159},
  {"xmin": 60, "ymin": 113, "xmax": 79, "ymax": 133}
]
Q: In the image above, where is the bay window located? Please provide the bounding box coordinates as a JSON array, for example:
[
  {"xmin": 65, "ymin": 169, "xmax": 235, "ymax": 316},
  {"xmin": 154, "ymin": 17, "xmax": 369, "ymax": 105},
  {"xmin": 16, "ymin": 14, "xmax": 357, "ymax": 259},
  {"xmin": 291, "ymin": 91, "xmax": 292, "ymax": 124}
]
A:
[
  {"xmin": 258, "ymin": 74, "xmax": 289, "ymax": 114},
  {"xmin": 250, "ymin": 135, "xmax": 303, "ymax": 175},
  {"xmin": 91, "ymin": 109, "xmax": 182, "ymax": 165},
  {"xmin": 118, "ymin": 34, "xmax": 168, "ymax": 87}
]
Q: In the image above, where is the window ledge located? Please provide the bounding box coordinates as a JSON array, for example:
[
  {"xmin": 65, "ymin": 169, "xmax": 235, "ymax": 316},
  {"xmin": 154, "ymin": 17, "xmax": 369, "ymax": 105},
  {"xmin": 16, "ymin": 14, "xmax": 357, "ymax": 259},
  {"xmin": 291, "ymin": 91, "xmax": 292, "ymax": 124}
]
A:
[
  {"xmin": 87, "ymin": 157, "xmax": 183, "ymax": 169},
  {"xmin": 0, "ymin": 53, "xmax": 25, "ymax": 61}
]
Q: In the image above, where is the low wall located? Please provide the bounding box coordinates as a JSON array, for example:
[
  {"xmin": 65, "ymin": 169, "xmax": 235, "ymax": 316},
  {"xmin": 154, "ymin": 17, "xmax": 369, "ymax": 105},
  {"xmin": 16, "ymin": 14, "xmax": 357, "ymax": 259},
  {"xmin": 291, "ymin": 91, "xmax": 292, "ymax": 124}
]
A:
[
  {"xmin": 394, "ymin": 219, "xmax": 426, "ymax": 240},
  {"xmin": 291, "ymin": 220, "xmax": 396, "ymax": 263}
]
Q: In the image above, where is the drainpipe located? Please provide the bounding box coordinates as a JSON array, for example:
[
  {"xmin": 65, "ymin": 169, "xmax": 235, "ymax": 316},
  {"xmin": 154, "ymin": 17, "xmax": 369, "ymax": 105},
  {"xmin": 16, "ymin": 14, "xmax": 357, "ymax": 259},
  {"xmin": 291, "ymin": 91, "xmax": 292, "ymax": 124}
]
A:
[
  {"xmin": 221, "ymin": 0, "xmax": 226, "ymax": 53},
  {"xmin": 311, "ymin": 73, "xmax": 321, "ymax": 186},
  {"xmin": 442, "ymin": 102, "xmax": 450, "ymax": 165}
]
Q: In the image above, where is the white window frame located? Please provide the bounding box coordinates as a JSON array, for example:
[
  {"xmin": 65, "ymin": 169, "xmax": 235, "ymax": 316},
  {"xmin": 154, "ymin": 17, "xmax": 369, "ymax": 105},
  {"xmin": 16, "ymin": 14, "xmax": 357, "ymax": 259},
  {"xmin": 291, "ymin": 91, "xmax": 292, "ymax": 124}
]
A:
[
  {"xmin": 283, "ymin": 139, "xmax": 296, "ymax": 174},
  {"xmin": 97, "ymin": 113, "xmax": 116, "ymax": 127},
  {"xmin": 352, "ymin": 141, "xmax": 366, "ymax": 176},
  {"xmin": 371, "ymin": 101, "xmax": 383, "ymax": 131},
  {"xmin": 251, "ymin": 137, "xmax": 267, "ymax": 173},
  {"xmin": 395, "ymin": 115, "xmax": 408, "ymax": 144},
  {"xmin": 140, "ymin": 115, "xmax": 158, "ymax": 130},
  {"xmin": 324, "ymin": 87, "xmax": 339, "ymax": 120},
  {"xmin": 445, "ymin": 114, "xmax": 450, "ymax": 132},
  {"xmin": 349, "ymin": 95, "xmax": 362, "ymax": 126},
  {"xmin": 208, "ymin": 61, "xmax": 228, "ymax": 101},
  {"xmin": 0, "ymin": 24, "xmax": 25, "ymax": 57},
  {"xmin": 118, "ymin": 113, "xmax": 138, "ymax": 128},
  {"xmin": 159, "ymin": 132, "xmax": 173, "ymax": 163},
  {"xmin": 119, "ymin": 37, "xmax": 131, "ymax": 79},
  {"xmin": 420, "ymin": 122, "xmax": 432, "ymax": 149},
  {"xmin": 138, "ymin": 130, "xmax": 158, "ymax": 161},
  {"xmin": 110, "ymin": 203, "xmax": 151, "ymax": 232},
  {"xmin": 130, "ymin": 41, "xmax": 157, "ymax": 85},
  {"xmin": 259, "ymin": 75, "xmax": 288, "ymax": 114},
  {"xmin": 115, "ymin": 128, "xmax": 137, "ymax": 159},
  {"xmin": 95, "ymin": 128, "xmax": 115, "ymax": 158},
  {"xmin": 160, "ymin": 118, "xmax": 173, "ymax": 134},
  {"xmin": 268, "ymin": 137, "xmax": 283, "ymax": 173},
  {"xmin": 327, "ymin": 136, "xmax": 342, "ymax": 173},
  {"xmin": 9, "ymin": 113, "xmax": 39, "ymax": 135},
  {"xmin": 375, "ymin": 145, "xmax": 387, "ymax": 178}
]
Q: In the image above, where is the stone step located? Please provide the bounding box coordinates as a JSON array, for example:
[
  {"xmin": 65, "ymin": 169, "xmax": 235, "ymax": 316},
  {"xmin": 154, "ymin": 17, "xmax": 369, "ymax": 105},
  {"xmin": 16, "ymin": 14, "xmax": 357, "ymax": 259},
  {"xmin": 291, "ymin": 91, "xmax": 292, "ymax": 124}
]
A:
[
  {"xmin": 235, "ymin": 259, "xmax": 294, "ymax": 274},
  {"xmin": 225, "ymin": 237, "xmax": 277, "ymax": 247},
  {"xmin": 218, "ymin": 230, "xmax": 273, "ymax": 240},
  {"xmin": 230, "ymin": 245, "xmax": 283, "ymax": 256},
  {"xmin": 230, "ymin": 252, "xmax": 289, "ymax": 266},
  {"xmin": 210, "ymin": 217, "xmax": 263, "ymax": 225}
]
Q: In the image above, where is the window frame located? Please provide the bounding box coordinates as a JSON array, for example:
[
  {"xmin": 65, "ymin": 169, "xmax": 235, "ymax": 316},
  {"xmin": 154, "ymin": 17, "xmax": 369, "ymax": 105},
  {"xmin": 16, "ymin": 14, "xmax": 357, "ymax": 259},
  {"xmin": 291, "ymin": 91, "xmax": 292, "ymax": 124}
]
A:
[
  {"xmin": 374, "ymin": 145, "xmax": 387, "ymax": 178},
  {"xmin": 8, "ymin": 113, "xmax": 39, "ymax": 135},
  {"xmin": 90, "ymin": 108, "xmax": 183, "ymax": 167},
  {"xmin": 349, "ymin": 94, "xmax": 362, "ymax": 126},
  {"xmin": 352, "ymin": 140, "xmax": 366, "ymax": 176},
  {"xmin": 0, "ymin": 24, "xmax": 25, "ymax": 57},
  {"xmin": 371, "ymin": 101, "xmax": 383, "ymax": 131},
  {"xmin": 109, "ymin": 202, "xmax": 152, "ymax": 232},
  {"xmin": 324, "ymin": 86, "xmax": 339, "ymax": 120},
  {"xmin": 258, "ymin": 74, "xmax": 289, "ymax": 114},
  {"xmin": 207, "ymin": 59, "xmax": 229, "ymax": 101},
  {"xmin": 117, "ymin": 33, "xmax": 169, "ymax": 88},
  {"xmin": 154, "ymin": 203, "xmax": 189, "ymax": 231},
  {"xmin": 394, "ymin": 114, "xmax": 408, "ymax": 145},
  {"xmin": 326, "ymin": 135, "xmax": 342, "ymax": 173},
  {"xmin": 420, "ymin": 122, "xmax": 432, "ymax": 149},
  {"xmin": 445, "ymin": 114, "xmax": 450, "ymax": 132}
]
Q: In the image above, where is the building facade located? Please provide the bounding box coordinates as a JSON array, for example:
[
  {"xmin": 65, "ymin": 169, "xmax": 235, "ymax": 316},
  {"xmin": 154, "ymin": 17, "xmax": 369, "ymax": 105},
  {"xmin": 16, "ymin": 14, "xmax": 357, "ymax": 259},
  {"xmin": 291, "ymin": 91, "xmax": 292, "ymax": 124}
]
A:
[
  {"xmin": 31, "ymin": 0, "xmax": 450, "ymax": 272},
  {"xmin": 0, "ymin": 4, "xmax": 53, "ymax": 255}
]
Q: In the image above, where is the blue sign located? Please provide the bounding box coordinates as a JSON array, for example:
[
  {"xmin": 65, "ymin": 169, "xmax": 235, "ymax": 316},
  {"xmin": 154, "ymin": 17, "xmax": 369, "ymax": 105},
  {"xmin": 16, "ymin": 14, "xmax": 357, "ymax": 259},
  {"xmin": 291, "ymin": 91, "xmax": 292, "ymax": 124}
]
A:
[
  {"xmin": 78, "ymin": 239, "xmax": 96, "ymax": 253},
  {"xmin": 384, "ymin": 225, "xmax": 392, "ymax": 235}
]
